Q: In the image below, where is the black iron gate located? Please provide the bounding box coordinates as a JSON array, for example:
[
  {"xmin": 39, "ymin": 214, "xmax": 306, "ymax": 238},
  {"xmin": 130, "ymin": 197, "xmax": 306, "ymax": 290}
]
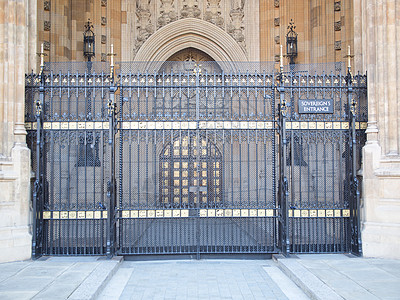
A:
[{"xmin": 25, "ymin": 62, "xmax": 367, "ymax": 257}]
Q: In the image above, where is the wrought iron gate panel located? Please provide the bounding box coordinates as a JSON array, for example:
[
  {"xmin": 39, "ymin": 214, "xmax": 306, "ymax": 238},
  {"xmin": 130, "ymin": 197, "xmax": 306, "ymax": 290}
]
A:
[
  {"xmin": 116, "ymin": 69, "xmax": 278, "ymax": 255},
  {"xmin": 25, "ymin": 62, "xmax": 367, "ymax": 257},
  {"xmin": 25, "ymin": 69, "xmax": 113, "ymax": 256},
  {"xmin": 279, "ymin": 72, "xmax": 367, "ymax": 254}
]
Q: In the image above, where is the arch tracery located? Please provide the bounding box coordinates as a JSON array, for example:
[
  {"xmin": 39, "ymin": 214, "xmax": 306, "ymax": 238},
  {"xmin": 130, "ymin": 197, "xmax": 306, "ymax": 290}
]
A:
[{"xmin": 134, "ymin": 18, "xmax": 248, "ymax": 72}]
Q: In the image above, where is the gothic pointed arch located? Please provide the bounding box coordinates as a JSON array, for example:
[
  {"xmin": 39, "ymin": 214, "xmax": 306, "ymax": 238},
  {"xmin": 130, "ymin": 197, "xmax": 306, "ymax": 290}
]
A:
[{"xmin": 134, "ymin": 18, "xmax": 248, "ymax": 72}]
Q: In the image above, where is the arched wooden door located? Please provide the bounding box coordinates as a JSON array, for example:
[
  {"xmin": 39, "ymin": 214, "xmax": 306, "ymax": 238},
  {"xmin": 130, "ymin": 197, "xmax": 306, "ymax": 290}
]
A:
[{"xmin": 159, "ymin": 133, "xmax": 223, "ymax": 209}]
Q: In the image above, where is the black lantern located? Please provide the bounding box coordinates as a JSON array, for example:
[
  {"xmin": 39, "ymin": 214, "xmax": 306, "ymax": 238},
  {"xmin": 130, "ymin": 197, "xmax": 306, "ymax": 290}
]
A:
[
  {"xmin": 286, "ymin": 19, "xmax": 298, "ymax": 65},
  {"xmin": 83, "ymin": 20, "xmax": 95, "ymax": 62}
]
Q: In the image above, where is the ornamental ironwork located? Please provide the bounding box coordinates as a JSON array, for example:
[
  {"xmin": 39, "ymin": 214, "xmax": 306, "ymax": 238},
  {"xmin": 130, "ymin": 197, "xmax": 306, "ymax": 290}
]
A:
[{"xmin": 25, "ymin": 61, "xmax": 367, "ymax": 258}]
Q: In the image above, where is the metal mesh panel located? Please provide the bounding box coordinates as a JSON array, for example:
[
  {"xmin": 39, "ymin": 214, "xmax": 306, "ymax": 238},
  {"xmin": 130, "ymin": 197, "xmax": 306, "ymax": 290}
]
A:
[
  {"xmin": 118, "ymin": 61, "xmax": 276, "ymax": 74},
  {"xmin": 43, "ymin": 219, "xmax": 106, "ymax": 255},
  {"xmin": 116, "ymin": 128, "xmax": 277, "ymax": 254},
  {"xmin": 286, "ymin": 130, "xmax": 351, "ymax": 253},
  {"xmin": 39, "ymin": 129, "xmax": 110, "ymax": 255},
  {"xmin": 289, "ymin": 218, "xmax": 350, "ymax": 253},
  {"xmin": 42, "ymin": 130, "xmax": 109, "ymax": 211},
  {"xmin": 44, "ymin": 62, "xmax": 110, "ymax": 74},
  {"xmin": 118, "ymin": 73, "xmax": 276, "ymax": 122}
]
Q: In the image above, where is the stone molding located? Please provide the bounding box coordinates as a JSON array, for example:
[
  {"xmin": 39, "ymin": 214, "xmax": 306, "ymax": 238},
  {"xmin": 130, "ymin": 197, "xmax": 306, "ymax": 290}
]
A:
[
  {"xmin": 204, "ymin": 0, "xmax": 224, "ymax": 29},
  {"xmin": 227, "ymin": 1, "xmax": 245, "ymax": 51},
  {"xmin": 134, "ymin": 18, "xmax": 248, "ymax": 70},
  {"xmin": 157, "ymin": 0, "xmax": 177, "ymax": 29},
  {"xmin": 135, "ymin": 0, "xmax": 154, "ymax": 51},
  {"xmin": 180, "ymin": 0, "xmax": 201, "ymax": 19}
]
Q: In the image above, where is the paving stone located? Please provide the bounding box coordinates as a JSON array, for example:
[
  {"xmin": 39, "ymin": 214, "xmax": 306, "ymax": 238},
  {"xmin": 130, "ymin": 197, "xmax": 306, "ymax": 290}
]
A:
[
  {"xmin": 0, "ymin": 276, "xmax": 54, "ymax": 292},
  {"xmin": 13, "ymin": 265, "xmax": 66, "ymax": 278},
  {"xmin": 0, "ymin": 291, "xmax": 38, "ymax": 300},
  {"xmin": 105, "ymin": 260, "xmax": 290, "ymax": 300},
  {"xmin": 32, "ymin": 283, "xmax": 79, "ymax": 299},
  {"xmin": 275, "ymin": 254, "xmax": 400, "ymax": 300}
]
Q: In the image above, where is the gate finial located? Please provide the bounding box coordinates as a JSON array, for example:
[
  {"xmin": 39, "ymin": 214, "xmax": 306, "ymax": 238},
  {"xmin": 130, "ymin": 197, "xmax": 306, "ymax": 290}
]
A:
[
  {"xmin": 344, "ymin": 45, "xmax": 354, "ymax": 75},
  {"xmin": 107, "ymin": 44, "xmax": 117, "ymax": 78},
  {"xmin": 37, "ymin": 43, "xmax": 47, "ymax": 75}
]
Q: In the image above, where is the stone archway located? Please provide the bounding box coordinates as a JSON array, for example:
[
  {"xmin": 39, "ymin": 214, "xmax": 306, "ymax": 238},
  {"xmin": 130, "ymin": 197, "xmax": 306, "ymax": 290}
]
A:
[{"xmin": 134, "ymin": 18, "xmax": 248, "ymax": 72}]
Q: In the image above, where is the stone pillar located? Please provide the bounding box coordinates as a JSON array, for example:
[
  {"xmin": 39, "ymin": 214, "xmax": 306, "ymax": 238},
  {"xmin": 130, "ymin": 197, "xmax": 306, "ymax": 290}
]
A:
[
  {"xmin": 0, "ymin": 0, "xmax": 34, "ymax": 262},
  {"xmin": 356, "ymin": 0, "xmax": 400, "ymax": 258}
]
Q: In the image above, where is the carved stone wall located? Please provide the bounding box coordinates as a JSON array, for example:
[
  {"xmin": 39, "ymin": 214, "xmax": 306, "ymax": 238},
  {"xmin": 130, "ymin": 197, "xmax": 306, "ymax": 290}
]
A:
[{"xmin": 37, "ymin": 0, "xmax": 261, "ymax": 63}]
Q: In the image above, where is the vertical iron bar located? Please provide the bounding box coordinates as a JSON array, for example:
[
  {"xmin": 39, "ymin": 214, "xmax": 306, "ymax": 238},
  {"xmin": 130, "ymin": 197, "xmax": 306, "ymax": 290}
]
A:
[
  {"xmin": 32, "ymin": 72, "xmax": 45, "ymax": 258},
  {"xmin": 118, "ymin": 85, "xmax": 124, "ymax": 254},
  {"xmin": 106, "ymin": 79, "xmax": 117, "ymax": 257},
  {"xmin": 195, "ymin": 66, "xmax": 201, "ymax": 260},
  {"xmin": 278, "ymin": 72, "xmax": 290, "ymax": 256},
  {"xmin": 348, "ymin": 72, "xmax": 362, "ymax": 255}
]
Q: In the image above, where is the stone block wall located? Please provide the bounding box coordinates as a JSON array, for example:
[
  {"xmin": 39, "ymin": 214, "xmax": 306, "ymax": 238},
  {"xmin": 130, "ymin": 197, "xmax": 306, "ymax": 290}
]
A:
[
  {"xmin": 0, "ymin": 0, "xmax": 37, "ymax": 263},
  {"xmin": 260, "ymin": 0, "xmax": 354, "ymax": 66},
  {"xmin": 37, "ymin": 0, "xmax": 354, "ymax": 66},
  {"xmin": 355, "ymin": 0, "xmax": 400, "ymax": 259}
]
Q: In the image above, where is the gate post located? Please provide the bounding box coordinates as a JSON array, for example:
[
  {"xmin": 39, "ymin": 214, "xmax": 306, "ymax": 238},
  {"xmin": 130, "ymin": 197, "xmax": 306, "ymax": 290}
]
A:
[
  {"xmin": 277, "ymin": 66, "xmax": 290, "ymax": 256},
  {"xmin": 347, "ymin": 65, "xmax": 362, "ymax": 255},
  {"xmin": 106, "ymin": 65, "xmax": 117, "ymax": 258},
  {"xmin": 32, "ymin": 58, "xmax": 46, "ymax": 258}
]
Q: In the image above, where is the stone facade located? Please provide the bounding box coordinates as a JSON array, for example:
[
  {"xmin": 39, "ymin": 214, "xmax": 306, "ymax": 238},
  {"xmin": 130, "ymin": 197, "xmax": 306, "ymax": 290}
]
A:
[
  {"xmin": 0, "ymin": 0, "xmax": 37, "ymax": 263},
  {"xmin": 354, "ymin": 0, "xmax": 400, "ymax": 259},
  {"xmin": 36, "ymin": 0, "xmax": 353, "ymax": 66},
  {"xmin": 0, "ymin": 0, "xmax": 400, "ymax": 261},
  {"xmin": 260, "ymin": 0, "xmax": 354, "ymax": 65}
]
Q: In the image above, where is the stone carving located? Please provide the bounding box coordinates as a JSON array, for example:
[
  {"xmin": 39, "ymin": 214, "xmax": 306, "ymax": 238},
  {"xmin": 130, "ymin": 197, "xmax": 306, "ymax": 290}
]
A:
[
  {"xmin": 101, "ymin": 35, "xmax": 107, "ymax": 44},
  {"xmin": 43, "ymin": 41, "xmax": 51, "ymax": 51},
  {"xmin": 274, "ymin": 17, "xmax": 280, "ymax": 27},
  {"xmin": 334, "ymin": 1, "xmax": 341, "ymax": 11},
  {"xmin": 334, "ymin": 20, "xmax": 341, "ymax": 31},
  {"xmin": 274, "ymin": 35, "xmax": 280, "ymax": 44},
  {"xmin": 44, "ymin": 21, "xmax": 51, "ymax": 31},
  {"xmin": 158, "ymin": 0, "xmax": 177, "ymax": 28},
  {"xmin": 101, "ymin": 17, "xmax": 107, "ymax": 25},
  {"xmin": 44, "ymin": 1, "xmax": 51, "ymax": 11},
  {"xmin": 101, "ymin": 0, "xmax": 107, "ymax": 7},
  {"xmin": 101, "ymin": 53, "xmax": 107, "ymax": 62},
  {"xmin": 334, "ymin": 40, "xmax": 341, "ymax": 50},
  {"xmin": 136, "ymin": 0, "xmax": 154, "ymax": 51},
  {"xmin": 180, "ymin": 0, "xmax": 201, "ymax": 19},
  {"xmin": 274, "ymin": 0, "xmax": 279, "ymax": 8},
  {"xmin": 204, "ymin": 0, "xmax": 224, "ymax": 28},
  {"xmin": 227, "ymin": 0, "xmax": 245, "ymax": 50}
]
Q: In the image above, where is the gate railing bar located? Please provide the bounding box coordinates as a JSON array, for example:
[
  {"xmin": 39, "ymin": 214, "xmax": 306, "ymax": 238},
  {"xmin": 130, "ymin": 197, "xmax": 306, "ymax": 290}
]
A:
[
  {"xmin": 277, "ymin": 57, "xmax": 290, "ymax": 256},
  {"xmin": 195, "ymin": 64, "xmax": 201, "ymax": 260},
  {"xmin": 32, "ymin": 64, "xmax": 45, "ymax": 258},
  {"xmin": 106, "ymin": 66, "xmax": 118, "ymax": 257},
  {"xmin": 117, "ymin": 81, "xmax": 124, "ymax": 254},
  {"xmin": 347, "ymin": 67, "xmax": 362, "ymax": 255}
]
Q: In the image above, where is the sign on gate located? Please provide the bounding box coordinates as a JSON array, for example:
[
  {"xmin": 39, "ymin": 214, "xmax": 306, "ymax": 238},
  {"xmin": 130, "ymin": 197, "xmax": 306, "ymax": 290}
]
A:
[{"xmin": 298, "ymin": 99, "xmax": 333, "ymax": 113}]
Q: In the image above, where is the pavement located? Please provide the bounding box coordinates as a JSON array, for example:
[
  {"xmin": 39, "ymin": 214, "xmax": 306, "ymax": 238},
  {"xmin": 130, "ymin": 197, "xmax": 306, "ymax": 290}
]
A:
[
  {"xmin": 0, "ymin": 254, "xmax": 398, "ymax": 300},
  {"xmin": 274, "ymin": 254, "xmax": 400, "ymax": 300},
  {"xmin": 0, "ymin": 256, "xmax": 122, "ymax": 300}
]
